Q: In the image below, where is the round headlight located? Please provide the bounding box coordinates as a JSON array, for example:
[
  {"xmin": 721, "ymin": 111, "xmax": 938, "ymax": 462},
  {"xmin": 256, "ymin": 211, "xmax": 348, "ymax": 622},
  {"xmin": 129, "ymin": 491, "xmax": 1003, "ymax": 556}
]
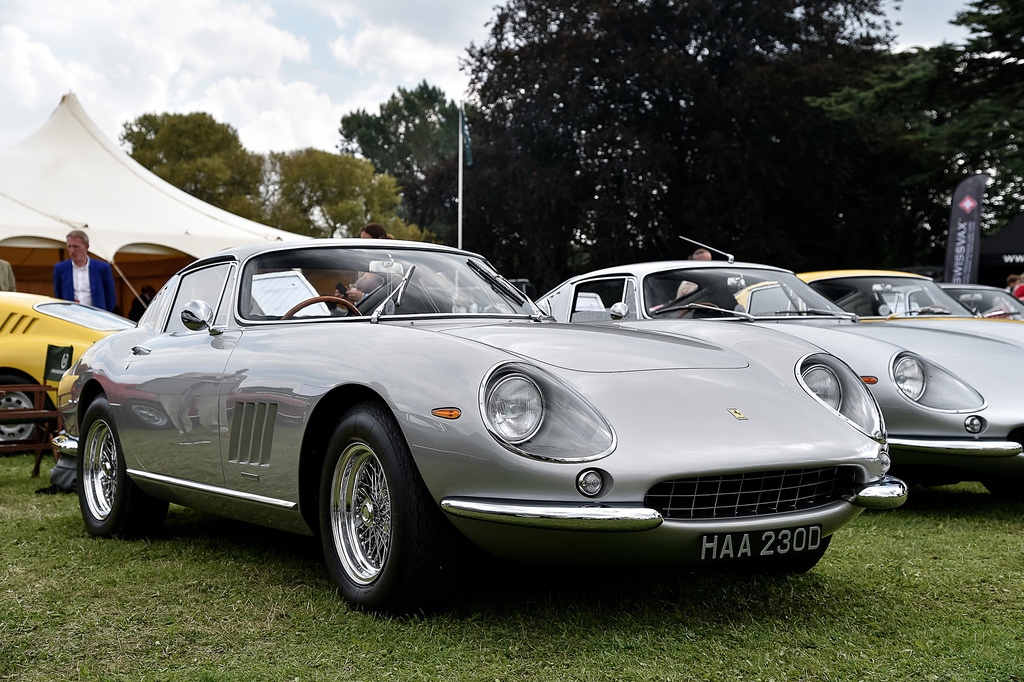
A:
[
  {"xmin": 484, "ymin": 374, "xmax": 544, "ymax": 443},
  {"xmin": 802, "ymin": 364, "xmax": 842, "ymax": 411},
  {"xmin": 893, "ymin": 355, "xmax": 926, "ymax": 401}
]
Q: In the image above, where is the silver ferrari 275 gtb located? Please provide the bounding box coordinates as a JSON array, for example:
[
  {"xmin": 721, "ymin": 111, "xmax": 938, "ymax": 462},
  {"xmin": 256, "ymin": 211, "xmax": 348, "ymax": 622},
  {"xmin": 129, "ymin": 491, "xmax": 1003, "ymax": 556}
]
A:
[{"xmin": 55, "ymin": 240, "xmax": 905, "ymax": 612}]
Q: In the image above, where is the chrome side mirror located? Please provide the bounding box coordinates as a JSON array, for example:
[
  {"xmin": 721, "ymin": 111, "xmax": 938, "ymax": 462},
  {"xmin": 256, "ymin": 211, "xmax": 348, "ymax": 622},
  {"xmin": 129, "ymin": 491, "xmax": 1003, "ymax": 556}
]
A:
[
  {"xmin": 609, "ymin": 302, "xmax": 629, "ymax": 320},
  {"xmin": 181, "ymin": 299, "xmax": 214, "ymax": 332}
]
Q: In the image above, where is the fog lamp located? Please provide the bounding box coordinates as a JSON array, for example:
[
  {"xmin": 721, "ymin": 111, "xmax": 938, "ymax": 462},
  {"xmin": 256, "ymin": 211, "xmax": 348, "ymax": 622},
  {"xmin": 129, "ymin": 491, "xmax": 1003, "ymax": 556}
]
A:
[
  {"xmin": 879, "ymin": 451, "xmax": 891, "ymax": 475},
  {"xmin": 576, "ymin": 469, "xmax": 604, "ymax": 497},
  {"xmin": 964, "ymin": 415, "xmax": 984, "ymax": 434}
]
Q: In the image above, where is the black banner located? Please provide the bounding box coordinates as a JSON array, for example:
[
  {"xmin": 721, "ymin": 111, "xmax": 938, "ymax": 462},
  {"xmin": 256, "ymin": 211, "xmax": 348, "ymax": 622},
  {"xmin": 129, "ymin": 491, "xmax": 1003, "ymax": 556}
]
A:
[
  {"xmin": 944, "ymin": 175, "xmax": 988, "ymax": 283},
  {"xmin": 44, "ymin": 344, "xmax": 74, "ymax": 382}
]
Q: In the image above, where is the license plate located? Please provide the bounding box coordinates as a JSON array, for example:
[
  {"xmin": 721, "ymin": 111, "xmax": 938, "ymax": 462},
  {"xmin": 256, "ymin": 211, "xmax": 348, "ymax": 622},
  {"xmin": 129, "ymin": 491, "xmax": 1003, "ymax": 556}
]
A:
[{"xmin": 699, "ymin": 525, "xmax": 822, "ymax": 561}]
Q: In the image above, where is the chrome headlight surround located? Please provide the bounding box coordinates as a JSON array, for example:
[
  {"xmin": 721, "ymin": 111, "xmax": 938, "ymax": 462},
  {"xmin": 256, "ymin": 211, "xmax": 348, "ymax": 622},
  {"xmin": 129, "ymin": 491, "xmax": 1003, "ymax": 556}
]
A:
[
  {"xmin": 480, "ymin": 362, "xmax": 616, "ymax": 462},
  {"xmin": 798, "ymin": 353, "xmax": 885, "ymax": 442},
  {"xmin": 889, "ymin": 352, "xmax": 985, "ymax": 411}
]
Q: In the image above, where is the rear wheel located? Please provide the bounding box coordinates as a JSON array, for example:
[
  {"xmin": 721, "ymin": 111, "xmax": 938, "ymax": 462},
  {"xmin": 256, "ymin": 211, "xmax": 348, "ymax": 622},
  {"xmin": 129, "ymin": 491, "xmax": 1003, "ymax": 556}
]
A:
[
  {"xmin": 319, "ymin": 401, "xmax": 461, "ymax": 613},
  {"xmin": 78, "ymin": 396, "xmax": 168, "ymax": 537},
  {"xmin": 0, "ymin": 373, "xmax": 38, "ymax": 443}
]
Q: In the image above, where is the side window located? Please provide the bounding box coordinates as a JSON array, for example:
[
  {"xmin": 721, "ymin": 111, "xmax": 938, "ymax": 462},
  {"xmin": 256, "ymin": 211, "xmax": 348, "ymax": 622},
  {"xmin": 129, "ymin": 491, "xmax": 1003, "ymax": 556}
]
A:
[
  {"xmin": 137, "ymin": 276, "xmax": 178, "ymax": 331},
  {"xmin": 165, "ymin": 263, "xmax": 232, "ymax": 334},
  {"xmin": 571, "ymin": 278, "xmax": 627, "ymax": 322}
]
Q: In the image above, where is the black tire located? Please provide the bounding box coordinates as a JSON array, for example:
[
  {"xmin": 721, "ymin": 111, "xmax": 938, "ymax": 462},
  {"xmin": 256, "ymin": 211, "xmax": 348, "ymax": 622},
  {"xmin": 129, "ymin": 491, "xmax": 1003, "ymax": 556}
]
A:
[
  {"xmin": 319, "ymin": 400, "xmax": 461, "ymax": 613},
  {"xmin": 982, "ymin": 478, "xmax": 1023, "ymax": 500},
  {"xmin": 0, "ymin": 373, "xmax": 38, "ymax": 444},
  {"xmin": 77, "ymin": 396, "xmax": 168, "ymax": 537}
]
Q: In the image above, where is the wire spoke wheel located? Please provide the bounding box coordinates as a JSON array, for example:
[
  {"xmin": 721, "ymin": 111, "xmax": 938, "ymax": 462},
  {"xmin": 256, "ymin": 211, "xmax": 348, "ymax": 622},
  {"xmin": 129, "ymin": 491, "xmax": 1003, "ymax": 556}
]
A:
[
  {"xmin": 82, "ymin": 418, "xmax": 118, "ymax": 521},
  {"xmin": 330, "ymin": 441, "xmax": 392, "ymax": 585}
]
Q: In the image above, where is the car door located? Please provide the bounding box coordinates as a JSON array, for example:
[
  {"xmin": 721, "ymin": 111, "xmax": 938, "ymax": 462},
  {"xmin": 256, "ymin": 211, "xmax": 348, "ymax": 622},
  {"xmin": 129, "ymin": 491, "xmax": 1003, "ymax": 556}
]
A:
[{"xmin": 116, "ymin": 262, "xmax": 239, "ymax": 487}]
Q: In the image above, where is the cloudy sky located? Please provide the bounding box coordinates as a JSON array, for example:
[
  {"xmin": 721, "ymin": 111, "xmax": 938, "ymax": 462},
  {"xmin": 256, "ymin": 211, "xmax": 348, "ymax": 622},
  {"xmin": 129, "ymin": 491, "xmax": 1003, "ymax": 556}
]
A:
[{"xmin": 0, "ymin": 0, "xmax": 971, "ymax": 154}]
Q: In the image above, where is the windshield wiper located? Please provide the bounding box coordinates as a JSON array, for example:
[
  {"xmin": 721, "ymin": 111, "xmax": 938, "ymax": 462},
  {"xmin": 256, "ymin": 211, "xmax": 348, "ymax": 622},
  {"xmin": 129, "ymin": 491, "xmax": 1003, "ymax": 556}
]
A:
[
  {"xmin": 886, "ymin": 305, "xmax": 953, "ymax": 319},
  {"xmin": 370, "ymin": 264, "xmax": 416, "ymax": 323},
  {"xmin": 652, "ymin": 302, "xmax": 754, "ymax": 321},
  {"xmin": 465, "ymin": 260, "xmax": 546, "ymax": 319},
  {"xmin": 771, "ymin": 308, "xmax": 858, "ymax": 320}
]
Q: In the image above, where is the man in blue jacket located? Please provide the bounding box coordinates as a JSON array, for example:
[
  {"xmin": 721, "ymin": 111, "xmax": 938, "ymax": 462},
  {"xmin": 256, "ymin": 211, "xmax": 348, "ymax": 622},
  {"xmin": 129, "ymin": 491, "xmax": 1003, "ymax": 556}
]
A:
[{"xmin": 53, "ymin": 229, "xmax": 117, "ymax": 312}]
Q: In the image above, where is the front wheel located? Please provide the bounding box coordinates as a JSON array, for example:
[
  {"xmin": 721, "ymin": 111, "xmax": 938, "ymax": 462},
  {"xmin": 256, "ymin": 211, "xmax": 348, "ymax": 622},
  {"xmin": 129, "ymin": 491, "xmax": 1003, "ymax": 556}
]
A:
[
  {"xmin": 78, "ymin": 396, "xmax": 168, "ymax": 537},
  {"xmin": 982, "ymin": 478, "xmax": 1023, "ymax": 500},
  {"xmin": 319, "ymin": 401, "xmax": 461, "ymax": 613}
]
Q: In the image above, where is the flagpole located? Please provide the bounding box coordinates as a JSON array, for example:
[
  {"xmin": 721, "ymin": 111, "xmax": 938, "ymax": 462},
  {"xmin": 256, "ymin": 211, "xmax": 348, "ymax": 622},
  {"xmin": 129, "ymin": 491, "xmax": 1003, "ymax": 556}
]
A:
[{"xmin": 458, "ymin": 102, "xmax": 464, "ymax": 250}]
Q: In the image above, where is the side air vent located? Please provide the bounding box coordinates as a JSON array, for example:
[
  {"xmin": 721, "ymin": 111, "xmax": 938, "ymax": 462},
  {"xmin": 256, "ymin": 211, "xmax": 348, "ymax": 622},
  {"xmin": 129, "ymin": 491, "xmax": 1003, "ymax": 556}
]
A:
[
  {"xmin": 228, "ymin": 401, "xmax": 279, "ymax": 466},
  {"xmin": 0, "ymin": 313, "xmax": 38, "ymax": 335}
]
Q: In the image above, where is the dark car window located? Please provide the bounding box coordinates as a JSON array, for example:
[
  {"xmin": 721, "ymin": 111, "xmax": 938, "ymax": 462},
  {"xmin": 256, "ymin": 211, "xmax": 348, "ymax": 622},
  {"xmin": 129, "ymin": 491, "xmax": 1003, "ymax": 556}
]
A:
[
  {"xmin": 166, "ymin": 264, "xmax": 232, "ymax": 333},
  {"xmin": 137, "ymin": 276, "xmax": 177, "ymax": 331},
  {"xmin": 571, "ymin": 278, "xmax": 630, "ymax": 322},
  {"xmin": 34, "ymin": 302, "xmax": 135, "ymax": 331},
  {"xmin": 642, "ymin": 268, "xmax": 843, "ymax": 317}
]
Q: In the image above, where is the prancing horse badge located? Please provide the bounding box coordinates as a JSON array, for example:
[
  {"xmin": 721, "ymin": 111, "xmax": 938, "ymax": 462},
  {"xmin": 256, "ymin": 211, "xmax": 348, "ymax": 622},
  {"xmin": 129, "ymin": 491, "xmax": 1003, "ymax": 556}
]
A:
[{"xmin": 728, "ymin": 408, "xmax": 748, "ymax": 421}]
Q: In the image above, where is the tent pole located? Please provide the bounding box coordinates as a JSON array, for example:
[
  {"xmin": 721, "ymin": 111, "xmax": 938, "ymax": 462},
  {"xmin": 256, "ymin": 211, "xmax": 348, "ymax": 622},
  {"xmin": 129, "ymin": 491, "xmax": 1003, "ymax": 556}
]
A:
[{"xmin": 110, "ymin": 260, "xmax": 144, "ymax": 313}]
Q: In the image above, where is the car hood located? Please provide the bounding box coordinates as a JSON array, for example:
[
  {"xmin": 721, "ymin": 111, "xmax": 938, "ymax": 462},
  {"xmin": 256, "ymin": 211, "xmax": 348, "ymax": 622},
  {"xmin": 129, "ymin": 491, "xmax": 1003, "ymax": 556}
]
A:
[
  {"xmin": 761, "ymin": 318, "xmax": 1024, "ymax": 402},
  {"xmin": 876, "ymin": 317, "xmax": 1024, "ymax": 349},
  {"xmin": 438, "ymin": 321, "xmax": 749, "ymax": 372}
]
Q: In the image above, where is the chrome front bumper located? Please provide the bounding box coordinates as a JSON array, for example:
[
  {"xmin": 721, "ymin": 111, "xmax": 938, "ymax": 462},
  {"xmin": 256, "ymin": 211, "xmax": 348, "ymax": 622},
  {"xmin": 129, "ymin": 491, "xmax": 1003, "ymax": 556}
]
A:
[
  {"xmin": 888, "ymin": 438, "xmax": 1022, "ymax": 457},
  {"xmin": 848, "ymin": 475, "xmax": 908, "ymax": 510},
  {"xmin": 51, "ymin": 432, "xmax": 78, "ymax": 458},
  {"xmin": 440, "ymin": 498, "xmax": 664, "ymax": 532},
  {"xmin": 441, "ymin": 475, "xmax": 908, "ymax": 531}
]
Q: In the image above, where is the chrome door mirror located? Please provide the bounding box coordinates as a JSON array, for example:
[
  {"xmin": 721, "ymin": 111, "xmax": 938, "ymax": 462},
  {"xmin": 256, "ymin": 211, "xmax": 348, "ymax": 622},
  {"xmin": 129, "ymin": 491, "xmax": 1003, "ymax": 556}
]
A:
[
  {"xmin": 609, "ymin": 302, "xmax": 629, "ymax": 320},
  {"xmin": 181, "ymin": 299, "xmax": 214, "ymax": 332}
]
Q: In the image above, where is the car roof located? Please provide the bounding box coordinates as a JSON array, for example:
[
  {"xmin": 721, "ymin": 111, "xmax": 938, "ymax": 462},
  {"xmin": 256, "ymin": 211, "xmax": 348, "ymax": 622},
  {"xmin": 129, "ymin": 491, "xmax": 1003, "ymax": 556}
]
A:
[
  {"xmin": 798, "ymin": 269, "xmax": 930, "ymax": 282},
  {"xmin": 559, "ymin": 260, "xmax": 792, "ymax": 283},
  {"xmin": 937, "ymin": 282, "xmax": 1005, "ymax": 291},
  {"xmin": 183, "ymin": 238, "xmax": 483, "ymax": 274}
]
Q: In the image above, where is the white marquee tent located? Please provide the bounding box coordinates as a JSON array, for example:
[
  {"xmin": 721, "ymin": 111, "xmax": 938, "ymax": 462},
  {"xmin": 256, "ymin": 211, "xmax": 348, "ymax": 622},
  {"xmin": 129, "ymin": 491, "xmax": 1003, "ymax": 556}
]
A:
[{"xmin": 0, "ymin": 93, "xmax": 304, "ymax": 314}]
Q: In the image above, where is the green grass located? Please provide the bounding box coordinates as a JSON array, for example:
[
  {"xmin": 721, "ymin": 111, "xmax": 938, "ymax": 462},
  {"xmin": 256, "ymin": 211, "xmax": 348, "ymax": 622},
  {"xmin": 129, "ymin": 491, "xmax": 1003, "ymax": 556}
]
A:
[{"xmin": 2, "ymin": 452, "xmax": 1023, "ymax": 681}]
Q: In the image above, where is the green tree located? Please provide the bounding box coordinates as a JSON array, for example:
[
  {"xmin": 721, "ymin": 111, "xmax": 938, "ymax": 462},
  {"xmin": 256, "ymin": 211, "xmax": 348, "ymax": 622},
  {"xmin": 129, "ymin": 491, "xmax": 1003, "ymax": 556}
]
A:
[
  {"xmin": 814, "ymin": 0, "xmax": 1024, "ymax": 231},
  {"xmin": 339, "ymin": 81, "xmax": 460, "ymax": 241},
  {"xmin": 121, "ymin": 112, "xmax": 265, "ymax": 221},
  {"xmin": 449, "ymin": 0, "xmax": 914, "ymax": 291},
  {"xmin": 266, "ymin": 148, "xmax": 429, "ymax": 240}
]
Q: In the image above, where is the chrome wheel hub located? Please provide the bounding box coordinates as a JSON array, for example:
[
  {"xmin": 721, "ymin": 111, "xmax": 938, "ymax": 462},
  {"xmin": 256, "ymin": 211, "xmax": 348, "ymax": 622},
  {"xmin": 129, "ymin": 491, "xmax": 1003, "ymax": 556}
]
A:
[{"xmin": 330, "ymin": 442, "xmax": 392, "ymax": 585}]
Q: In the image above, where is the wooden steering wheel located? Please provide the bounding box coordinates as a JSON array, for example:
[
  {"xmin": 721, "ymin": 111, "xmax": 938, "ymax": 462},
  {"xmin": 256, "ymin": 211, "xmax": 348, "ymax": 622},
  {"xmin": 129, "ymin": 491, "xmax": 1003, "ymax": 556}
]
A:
[{"xmin": 282, "ymin": 295, "xmax": 361, "ymax": 319}]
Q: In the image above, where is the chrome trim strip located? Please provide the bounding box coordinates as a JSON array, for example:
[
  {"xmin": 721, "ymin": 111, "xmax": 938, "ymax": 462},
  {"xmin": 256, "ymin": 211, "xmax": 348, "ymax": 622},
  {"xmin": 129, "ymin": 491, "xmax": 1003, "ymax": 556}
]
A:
[
  {"xmin": 126, "ymin": 469, "xmax": 298, "ymax": 510},
  {"xmin": 440, "ymin": 497, "xmax": 663, "ymax": 532},
  {"xmin": 887, "ymin": 437, "xmax": 1022, "ymax": 457},
  {"xmin": 51, "ymin": 432, "xmax": 78, "ymax": 458},
  {"xmin": 848, "ymin": 475, "xmax": 908, "ymax": 510}
]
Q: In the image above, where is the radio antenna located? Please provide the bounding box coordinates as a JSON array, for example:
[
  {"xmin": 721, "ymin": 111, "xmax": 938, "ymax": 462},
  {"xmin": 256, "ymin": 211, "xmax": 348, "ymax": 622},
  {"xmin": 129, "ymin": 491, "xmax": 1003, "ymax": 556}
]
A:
[{"xmin": 679, "ymin": 236, "xmax": 734, "ymax": 263}]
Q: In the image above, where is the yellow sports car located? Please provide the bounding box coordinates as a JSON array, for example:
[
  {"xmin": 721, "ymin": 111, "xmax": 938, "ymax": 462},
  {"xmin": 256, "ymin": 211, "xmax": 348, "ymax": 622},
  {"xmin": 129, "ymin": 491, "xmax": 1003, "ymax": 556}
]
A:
[{"xmin": 1, "ymin": 292, "xmax": 134, "ymax": 444}]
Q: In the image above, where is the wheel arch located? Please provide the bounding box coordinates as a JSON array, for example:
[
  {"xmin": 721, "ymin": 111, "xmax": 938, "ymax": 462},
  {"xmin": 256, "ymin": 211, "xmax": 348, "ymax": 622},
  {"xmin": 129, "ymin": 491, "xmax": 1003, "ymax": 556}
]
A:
[
  {"xmin": 75, "ymin": 379, "xmax": 108, "ymax": 432},
  {"xmin": 0, "ymin": 367, "xmax": 37, "ymax": 384},
  {"xmin": 298, "ymin": 384, "xmax": 398, "ymax": 535}
]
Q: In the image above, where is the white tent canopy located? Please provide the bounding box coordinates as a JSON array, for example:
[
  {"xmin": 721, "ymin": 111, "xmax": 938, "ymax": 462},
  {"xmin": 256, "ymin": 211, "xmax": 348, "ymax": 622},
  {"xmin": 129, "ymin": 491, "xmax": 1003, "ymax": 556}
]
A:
[{"xmin": 0, "ymin": 93, "xmax": 303, "ymax": 311}]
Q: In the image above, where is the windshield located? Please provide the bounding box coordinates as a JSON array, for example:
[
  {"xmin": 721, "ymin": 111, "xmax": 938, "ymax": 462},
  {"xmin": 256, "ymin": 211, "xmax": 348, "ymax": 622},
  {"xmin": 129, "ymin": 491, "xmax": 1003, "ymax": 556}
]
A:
[
  {"xmin": 35, "ymin": 301, "xmax": 136, "ymax": 331},
  {"xmin": 642, "ymin": 267, "xmax": 846, "ymax": 318},
  {"xmin": 807, "ymin": 276, "xmax": 976, "ymax": 318},
  {"xmin": 238, "ymin": 246, "xmax": 538, "ymax": 321},
  {"xmin": 941, "ymin": 286, "xmax": 1024, "ymax": 320}
]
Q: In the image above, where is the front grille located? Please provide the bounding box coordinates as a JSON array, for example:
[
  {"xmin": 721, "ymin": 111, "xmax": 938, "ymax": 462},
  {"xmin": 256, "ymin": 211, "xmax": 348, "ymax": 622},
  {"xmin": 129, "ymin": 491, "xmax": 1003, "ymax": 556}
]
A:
[{"xmin": 644, "ymin": 466, "xmax": 858, "ymax": 520}]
